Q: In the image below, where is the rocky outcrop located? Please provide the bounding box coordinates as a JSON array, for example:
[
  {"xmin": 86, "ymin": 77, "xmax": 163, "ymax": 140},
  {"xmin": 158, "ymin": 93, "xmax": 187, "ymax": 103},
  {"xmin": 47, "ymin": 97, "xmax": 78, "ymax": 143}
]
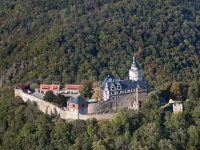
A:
[{"xmin": 0, "ymin": 58, "xmax": 37, "ymax": 87}]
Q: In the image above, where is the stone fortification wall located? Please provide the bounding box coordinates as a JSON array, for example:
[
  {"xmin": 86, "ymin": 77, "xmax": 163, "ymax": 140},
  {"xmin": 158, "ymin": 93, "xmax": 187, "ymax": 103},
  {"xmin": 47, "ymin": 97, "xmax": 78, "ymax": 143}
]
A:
[
  {"xmin": 15, "ymin": 89, "xmax": 69, "ymax": 119},
  {"xmin": 15, "ymin": 89, "xmax": 23, "ymax": 97},
  {"xmin": 88, "ymin": 91, "xmax": 147, "ymax": 114},
  {"xmin": 14, "ymin": 89, "xmax": 147, "ymax": 120},
  {"xmin": 79, "ymin": 113, "xmax": 116, "ymax": 120},
  {"xmin": 14, "ymin": 89, "xmax": 115, "ymax": 120}
]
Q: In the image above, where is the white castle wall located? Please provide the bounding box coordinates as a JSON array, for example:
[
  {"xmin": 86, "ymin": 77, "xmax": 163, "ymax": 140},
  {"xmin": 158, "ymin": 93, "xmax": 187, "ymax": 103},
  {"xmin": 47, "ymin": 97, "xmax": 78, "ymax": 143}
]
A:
[
  {"xmin": 14, "ymin": 89, "xmax": 116, "ymax": 120},
  {"xmin": 79, "ymin": 113, "xmax": 116, "ymax": 120},
  {"xmin": 15, "ymin": 89, "xmax": 69, "ymax": 119}
]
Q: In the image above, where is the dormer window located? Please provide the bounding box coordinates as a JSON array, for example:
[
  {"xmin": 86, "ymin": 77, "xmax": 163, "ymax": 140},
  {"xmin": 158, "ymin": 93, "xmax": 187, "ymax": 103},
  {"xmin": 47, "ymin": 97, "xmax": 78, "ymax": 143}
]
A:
[
  {"xmin": 111, "ymin": 85, "xmax": 115, "ymax": 90},
  {"xmin": 117, "ymin": 84, "xmax": 121, "ymax": 90}
]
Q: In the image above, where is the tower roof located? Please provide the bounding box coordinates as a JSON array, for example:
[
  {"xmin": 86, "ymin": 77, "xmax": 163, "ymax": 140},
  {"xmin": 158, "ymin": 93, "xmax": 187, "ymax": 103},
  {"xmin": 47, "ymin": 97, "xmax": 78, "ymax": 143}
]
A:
[
  {"xmin": 69, "ymin": 96, "xmax": 87, "ymax": 104},
  {"xmin": 131, "ymin": 55, "xmax": 138, "ymax": 69}
]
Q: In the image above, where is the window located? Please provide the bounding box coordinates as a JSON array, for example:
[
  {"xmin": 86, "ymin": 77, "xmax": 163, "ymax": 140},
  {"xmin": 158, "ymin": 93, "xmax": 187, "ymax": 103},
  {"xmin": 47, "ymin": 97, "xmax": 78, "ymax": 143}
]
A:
[
  {"xmin": 73, "ymin": 104, "xmax": 75, "ymax": 107},
  {"xmin": 82, "ymin": 104, "xmax": 84, "ymax": 107},
  {"xmin": 112, "ymin": 92, "xmax": 114, "ymax": 94},
  {"xmin": 117, "ymin": 84, "xmax": 121, "ymax": 89},
  {"xmin": 118, "ymin": 91, "xmax": 120, "ymax": 93},
  {"xmin": 111, "ymin": 86, "xmax": 115, "ymax": 90}
]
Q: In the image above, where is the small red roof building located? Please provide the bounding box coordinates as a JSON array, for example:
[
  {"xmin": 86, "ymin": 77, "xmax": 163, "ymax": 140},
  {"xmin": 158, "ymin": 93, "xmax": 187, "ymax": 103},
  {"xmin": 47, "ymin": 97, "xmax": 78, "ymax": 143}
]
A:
[
  {"xmin": 15, "ymin": 84, "xmax": 30, "ymax": 90},
  {"xmin": 40, "ymin": 84, "xmax": 60, "ymax": 93},
  {"xmin": 65, "ymin": 84, "xmax": 82, "ymax": 93}
]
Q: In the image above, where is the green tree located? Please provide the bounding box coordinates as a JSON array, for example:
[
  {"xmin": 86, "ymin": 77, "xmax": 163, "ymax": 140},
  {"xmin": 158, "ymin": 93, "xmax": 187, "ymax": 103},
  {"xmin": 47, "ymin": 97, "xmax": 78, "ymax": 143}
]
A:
[
  {"xmin": 1, "ymin": 131, "xmax": 17, "ymax": 150},
  {"xmin": 16, "ymin": 123, "xmax": 37, "ymax": 149},
  {"xmin": 192, "ymin": 102, "xmax": 200, "ymax": 126},
  {"xmin": 143, "ymin": 122, "xmax": 162, "ymax": 149},
  {"xmin": 158, "ymin": 139, "xmax": 175, "ymax": 150},
  {"xmin": 54, "ymin": 94, "xmax": 68, "ymax": 107},
  {"xmin": 187, "ymin": 81, "xmax": 200, "ymax": 102},
  {"xmin": 79, "ymin": 80, "xmax": 93, "ymax": 99},
  {"xmin": 165, "ymin": 113, "xmax": 188, "ymax": 149},
  {"xmin": 92, "ymin": 140, "xmax": 107, "ymax": 150},
  {"xmin": 34, "ymin": 114, "xmax": 53, "ymax": 149},
  {"xmin": 170, "ymin": 82, "xmax": 187, "ymax": 101},
  {"xmin": 43, "ymin": 91, "xmax": 55, "ymax": 102},
  {"xmin": 141, "ymin": 91, "xmax": 161, "ymax": 123},
  {"xmin": 51, "ymin": 122, "xmax": 72, "ymax": 149},
  {"xmin": 160, "ymin": 82, "xmax": 172, "ymax": 100},
  {"xmin": 187, "ymin": 125, "xmax": 200, "ymax": 148},
  {"xmin": 25, "ymin": 102, "xmax": 41, "ymax": 124}
]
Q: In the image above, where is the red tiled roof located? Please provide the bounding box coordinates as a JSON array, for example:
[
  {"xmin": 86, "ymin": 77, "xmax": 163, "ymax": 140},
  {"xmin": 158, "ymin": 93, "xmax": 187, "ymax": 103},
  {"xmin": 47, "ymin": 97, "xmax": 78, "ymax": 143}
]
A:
[
  {"xmin": 16, "ymin": 84, "xmax": 30, "ymax": 89},
  {"xmin": 40, "ymin": 84, "xmax": 60, "ymax": 92},
  {"xmin": 50, "ymin": 85, "xmax": 60, "ymax": 91},
  {"xmin": 42, "ymin": 85, "xmax": 49, "ymax": 89},
  {"xmin": 65, "ymin": 84, "xmax": 82, "ymax": 90}
]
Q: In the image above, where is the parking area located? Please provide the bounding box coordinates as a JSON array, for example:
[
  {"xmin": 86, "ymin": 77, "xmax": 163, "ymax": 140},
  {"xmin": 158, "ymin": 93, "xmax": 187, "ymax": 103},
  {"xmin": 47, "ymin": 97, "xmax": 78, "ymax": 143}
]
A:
[
  {"xmin": 30, "ymin": 91, "xmax": 79, "ymax": 99},
  {"xmin": 31, "ymin": 91, "xmax": 45, "ymax": 99}
]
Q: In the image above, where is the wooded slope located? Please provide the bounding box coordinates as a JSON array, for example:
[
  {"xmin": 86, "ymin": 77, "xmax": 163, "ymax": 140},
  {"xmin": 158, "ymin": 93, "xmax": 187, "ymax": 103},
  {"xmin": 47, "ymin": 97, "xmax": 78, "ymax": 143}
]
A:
[{"xmin": 0, "ymin": 0, "xmax": 200, "ymax": 86}]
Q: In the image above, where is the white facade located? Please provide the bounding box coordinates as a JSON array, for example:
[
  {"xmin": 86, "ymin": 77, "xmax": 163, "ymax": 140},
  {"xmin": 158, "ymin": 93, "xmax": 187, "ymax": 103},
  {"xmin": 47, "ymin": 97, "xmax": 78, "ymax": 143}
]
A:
[
  {"xmin": 103, "ymin": 82, "xmax": 110, "ymax": 101},
  {"xmin": 173, "ymin": 103, "xmax": 183, "ymax": 114},
  {"xmin": 129, "ymin": 56, "xmax": 143, "ymax": 81}
]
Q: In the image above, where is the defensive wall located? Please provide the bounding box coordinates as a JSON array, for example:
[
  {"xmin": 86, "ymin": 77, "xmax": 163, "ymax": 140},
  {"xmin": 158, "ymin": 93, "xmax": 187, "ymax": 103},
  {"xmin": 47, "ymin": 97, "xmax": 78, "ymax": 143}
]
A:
[
  {"xmin": 14, "ymin": 89, "xmax": 116, "ymax": 120},
  {"xmin": 88, "ymin": 90, "xmax": 147, "ymax": 114},
  {"xmin": 79, "ymin": 113, "xmax": 116, "ymax": 120}
]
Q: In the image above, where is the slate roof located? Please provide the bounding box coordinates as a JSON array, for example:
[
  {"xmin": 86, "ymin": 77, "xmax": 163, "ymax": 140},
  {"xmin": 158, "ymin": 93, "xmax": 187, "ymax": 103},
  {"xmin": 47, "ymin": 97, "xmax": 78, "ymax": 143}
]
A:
[
  {"xmin": 101, "ymin": 75, "xmax": 116, "ymax": 88},
  {"xmin": 69, "ymin": 96, "xmax": 87, "ymax": 104},
  {"xmin": 131, "ymin": 56, "xmax": 137, "ymax": 68},
  {"xmin": 101, "ymin": 75, "xmax": 149, "ymax": 91}
]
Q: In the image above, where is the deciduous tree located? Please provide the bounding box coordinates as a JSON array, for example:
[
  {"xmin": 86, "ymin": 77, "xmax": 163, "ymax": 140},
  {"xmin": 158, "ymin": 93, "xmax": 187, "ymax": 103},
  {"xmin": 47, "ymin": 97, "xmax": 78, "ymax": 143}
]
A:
[
  {"xmin": 43, "ymin": 91, "xmax": 55, "ymax": 102},
  {"xmin": 79, "ymin": 80, "xmax": 93, "ymax": 99}
]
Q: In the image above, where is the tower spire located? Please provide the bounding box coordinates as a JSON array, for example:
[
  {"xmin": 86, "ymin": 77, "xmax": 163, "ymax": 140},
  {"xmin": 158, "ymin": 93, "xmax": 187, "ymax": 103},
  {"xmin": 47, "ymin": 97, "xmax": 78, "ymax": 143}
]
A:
[
  {"xmin": 129, "ymin": 55, "xmax": 143, "ymax": 81},
  {"xmin": 133, "ymin": 54, "xmax": 136, "ymax": 63},
  {"xmin": 131, "ymin": 55, "xmax": 137, "ymax": 69}
]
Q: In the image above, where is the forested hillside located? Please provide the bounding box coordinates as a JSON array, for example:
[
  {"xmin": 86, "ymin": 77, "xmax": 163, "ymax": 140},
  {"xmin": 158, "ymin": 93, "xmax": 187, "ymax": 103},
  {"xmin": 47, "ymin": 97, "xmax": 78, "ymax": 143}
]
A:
[
  {"xmin": 0, "ymin": 0, "xmax": 200, "ymax": 86},
  {"xmin": 1, "ymin": 87, "xmax": 200, "ymax": 150}
]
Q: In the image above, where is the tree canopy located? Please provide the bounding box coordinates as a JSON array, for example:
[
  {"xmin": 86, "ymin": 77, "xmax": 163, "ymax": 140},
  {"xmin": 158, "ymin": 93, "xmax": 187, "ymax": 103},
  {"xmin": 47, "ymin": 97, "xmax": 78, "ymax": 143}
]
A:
[
  {"xmin": 0, "ymin": 0, "xmax": 200, "ymax": 87},
  {"xmin": 1, "ymin": 85, "xmax": 200, "ymax": 149}
]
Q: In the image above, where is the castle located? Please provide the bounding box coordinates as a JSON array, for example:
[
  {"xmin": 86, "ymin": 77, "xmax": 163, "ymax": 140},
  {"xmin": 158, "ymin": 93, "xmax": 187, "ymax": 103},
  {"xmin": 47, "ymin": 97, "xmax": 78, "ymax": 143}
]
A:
[
  {"xmin": 101, "ymin": 56, "xmax": 149, "ymax": 109},
  {"xmin": 14, "ymin": 56, "xmax": 149, "ymax": 120}
]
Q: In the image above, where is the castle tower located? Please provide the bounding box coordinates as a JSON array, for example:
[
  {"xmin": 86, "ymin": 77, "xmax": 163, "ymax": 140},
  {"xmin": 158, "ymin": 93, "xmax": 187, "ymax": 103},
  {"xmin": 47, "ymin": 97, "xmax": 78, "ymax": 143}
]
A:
[
  {"xmin": 129, "ymin": 55, "xmax": 143, "ymax": 81},
  {"xmin": 103, "ymin": 82, "xmax": 110, "ymax": 101}
]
